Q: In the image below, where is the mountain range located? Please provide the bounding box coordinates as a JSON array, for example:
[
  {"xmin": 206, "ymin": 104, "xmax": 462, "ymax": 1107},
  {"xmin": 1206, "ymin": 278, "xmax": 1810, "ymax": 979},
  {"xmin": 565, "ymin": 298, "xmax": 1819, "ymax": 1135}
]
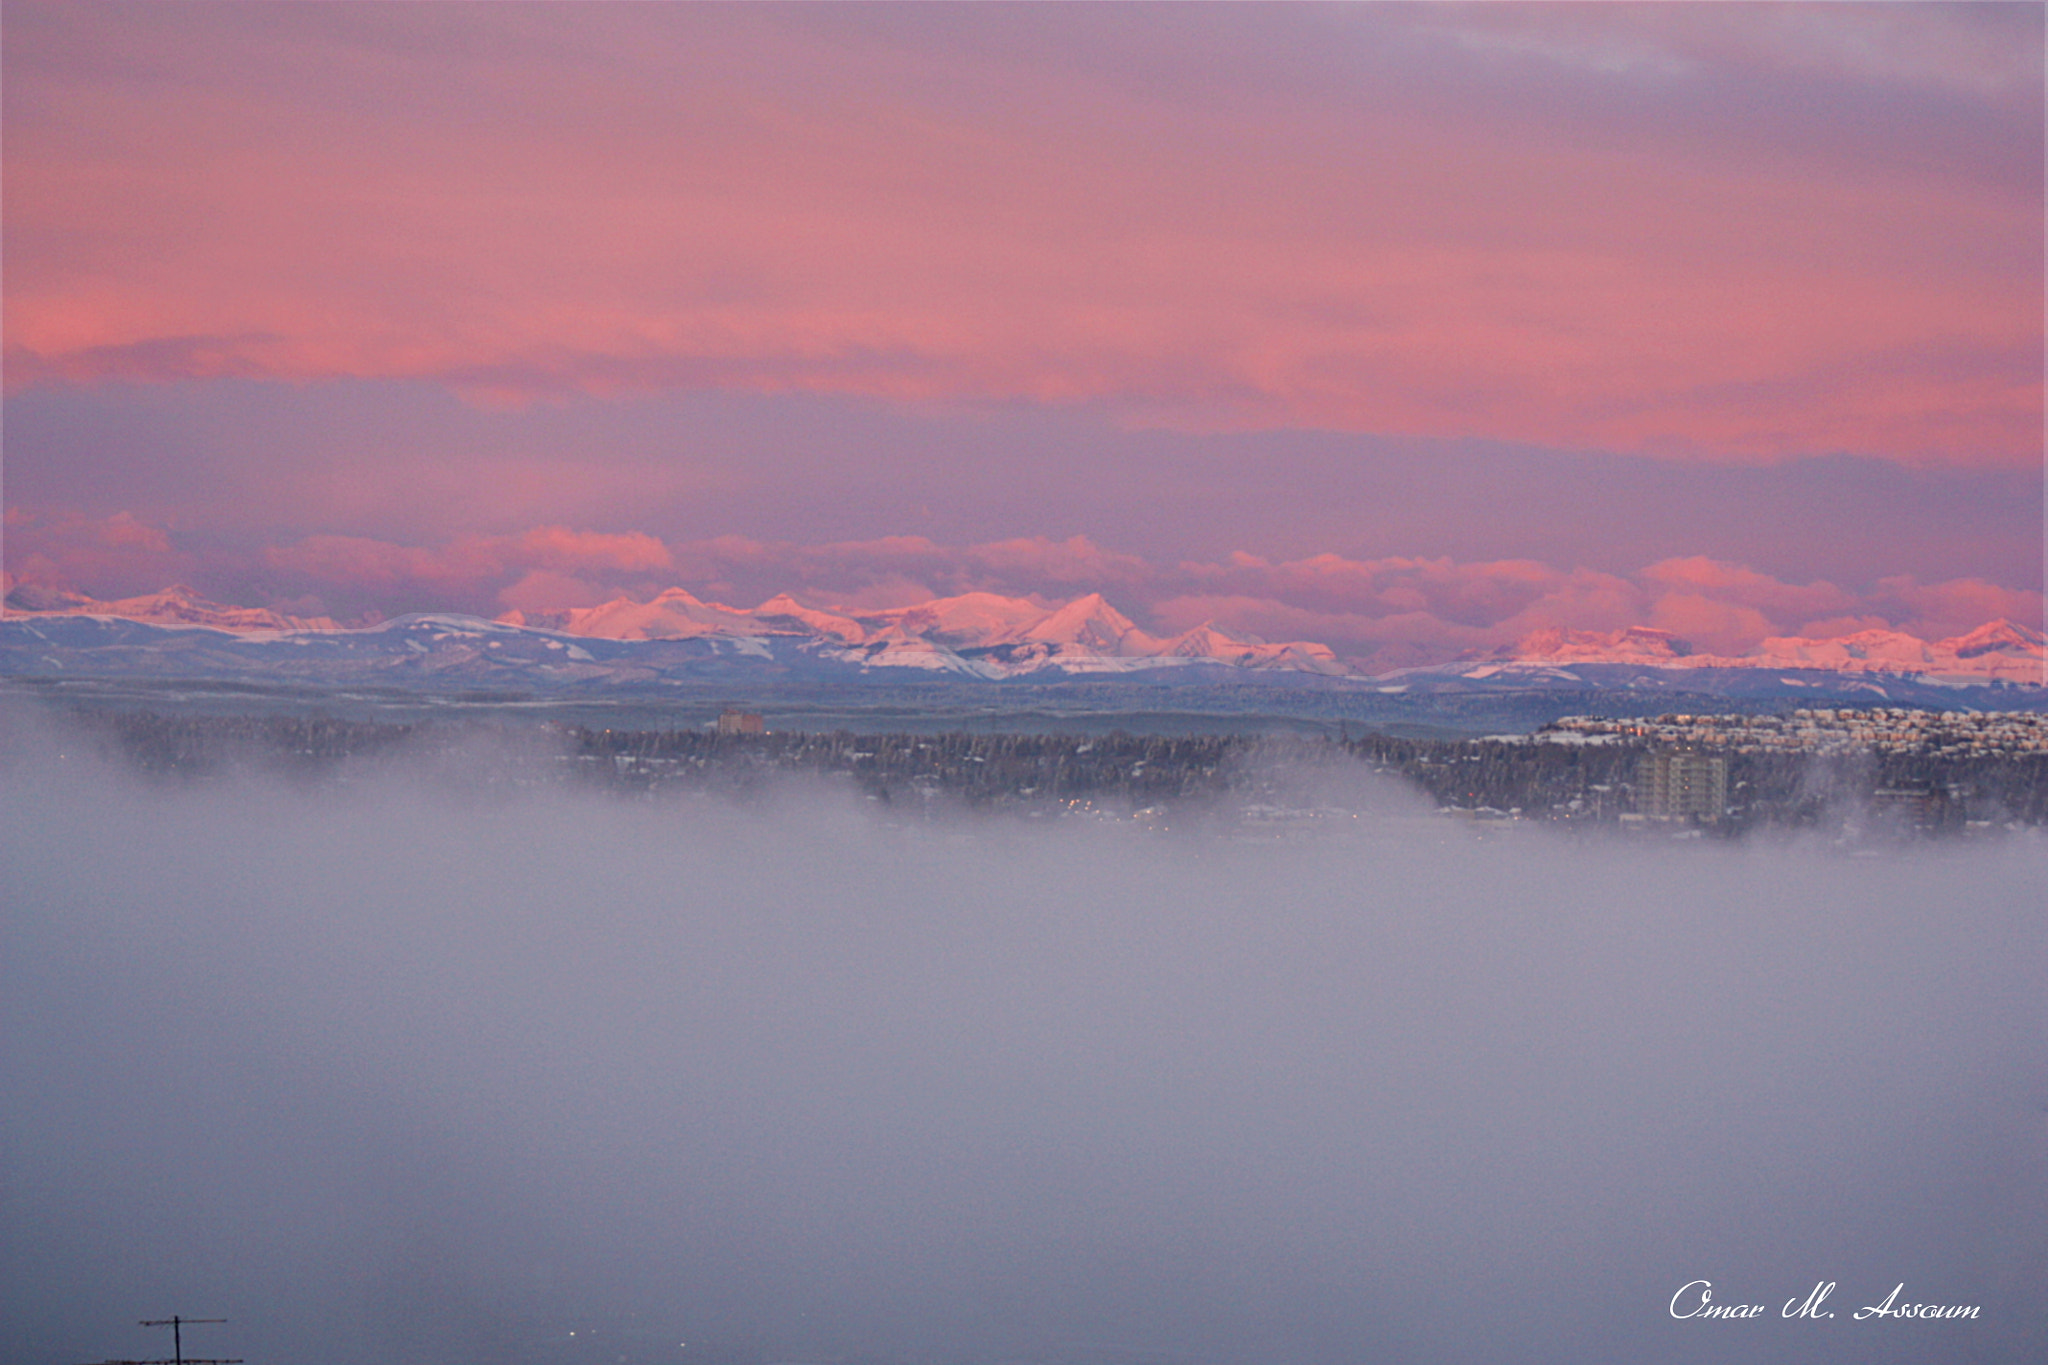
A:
[
  {"xmin": 1446, "ymin": 620, "xmax": 2046, "ymax": 686},
  {"xmin": 3, "ymin": 584, "xmax": 2043, "ymax": 703},
  {"xmin": 498, "ymin": 587, "xmax": 1347, "ymax": 676}
]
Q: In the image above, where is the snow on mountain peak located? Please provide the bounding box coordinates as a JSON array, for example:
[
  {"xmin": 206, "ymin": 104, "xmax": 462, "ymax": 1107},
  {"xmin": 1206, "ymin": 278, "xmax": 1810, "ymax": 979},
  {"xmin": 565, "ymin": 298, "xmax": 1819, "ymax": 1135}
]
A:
[
  {"xmin": 1753, "ymin": 629, "xmax": 1935, "ymax": 670},
  {"xmin": 872, "ymin": 591, "xmax": 1051, "ymax": 646},
  {"xmin": 12, "ymin": 580, "xmax": 2041, "ymax": 688},
  {"xmin": 1489, "ymin": 619, "xmax": 2043, "ymax": 683},
  {"xmin": 1156, "ymin": 623, "xmax": 1346, "ymax": 674},
  {"xmin": 559, "ymin": 588, "xmax": 764, "ymax": 640},
  {"xmin": 1945, "ymin": 618, "xmax": 2045, "ymax": 658},
  {"xmin": 751, "ymin": 594, "xmax": 867, "ymax": 644},
  {"xmin": 4, "ymin": 584, "xmax": 338, "ymax": 633},
  {"xmin": 1501, "ymin": 626, "xmax": 1693, "ymax": 664},
  {"xmin": 1018, "ymin": 592, "xmax": 1144, "ymax": 653}
]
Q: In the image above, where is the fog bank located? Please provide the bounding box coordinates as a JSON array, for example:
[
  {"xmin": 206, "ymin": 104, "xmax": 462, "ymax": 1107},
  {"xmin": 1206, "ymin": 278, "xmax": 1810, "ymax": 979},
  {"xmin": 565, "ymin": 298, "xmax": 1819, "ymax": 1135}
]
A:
[{"xmin": 5, "ymin": 735, "xmax": 2045, "ymax": 1365}]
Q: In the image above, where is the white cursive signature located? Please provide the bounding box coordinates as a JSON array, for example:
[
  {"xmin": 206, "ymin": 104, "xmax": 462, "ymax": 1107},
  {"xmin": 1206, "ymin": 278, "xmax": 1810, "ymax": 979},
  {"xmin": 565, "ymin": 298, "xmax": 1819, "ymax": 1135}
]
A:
[
  {"xmin": 1854, "ymin": 1285, "xmax": 1981, "ymax": 1320},
  {"xmin": 1670, "ymin": 1281, "xmax": 1766, "ymax": 1319},
  {"xmin": 1670, "ymin": 1280, "xmax": 1980, "ymax": 1323}
]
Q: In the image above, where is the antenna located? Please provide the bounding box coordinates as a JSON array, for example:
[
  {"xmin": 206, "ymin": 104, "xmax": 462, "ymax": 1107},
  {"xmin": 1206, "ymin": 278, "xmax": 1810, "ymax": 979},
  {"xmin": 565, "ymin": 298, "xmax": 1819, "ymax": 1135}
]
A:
[{"xmin": 81, "ymin": 1315, "xmax": 243, "ymax": 1365}]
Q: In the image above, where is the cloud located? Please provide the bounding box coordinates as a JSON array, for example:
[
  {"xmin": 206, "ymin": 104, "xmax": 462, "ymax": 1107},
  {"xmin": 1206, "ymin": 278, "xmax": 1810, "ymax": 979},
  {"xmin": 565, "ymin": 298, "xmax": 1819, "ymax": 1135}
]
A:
[
  {"xmin": 262, "ymin": 535, "xmax": 456, "ymax": 594},
  {"xmin": 640, "ymin": 534, "xmax": 1152, "ymax": 609},
  {"xmin": 511, "ymin": 526, "xmax": 671, "ymax": 574},
  {"xmin": 3, "ymin": 4, "xmax": 2035, "ymax": 465},
  {"xmin": 1868, "ymin": 575, "xmax": 2047, "ymax": 642},
  {"xmin": 1167, "ymin": 555, "xmax": 1647, "ymax": 650},
  {"xmin": 0, "ymin": 508, "xmax": 190, "ymax": 594},
  {"xmin": 494, "ymin": 569, "xmax": 608, "ymax": 614},
  {"xmin": 260, "ymin": 526, "xmax": 675, "ymax": 606},
  {"xmin": 1640, "ymin": 557, "xmax": 1858, "ymax": 648},
  {"xmin": 5, "ymin": 732, "xmax": 2045, "ymax": 1363},
  {"xmin": 1644, "ymin": 594, "xmax": 1780, "ymax": 655},
  {"xmin": 1426, "ymin": 1, "xmax": 2043, "ymax": 104}
]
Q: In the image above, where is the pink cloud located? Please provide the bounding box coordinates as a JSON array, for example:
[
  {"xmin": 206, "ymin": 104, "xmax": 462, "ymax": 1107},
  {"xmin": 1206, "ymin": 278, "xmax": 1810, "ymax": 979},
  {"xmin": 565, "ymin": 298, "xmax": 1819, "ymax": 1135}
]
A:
[
  {"xmin": 4, "ymin": 5, "xmax": 2035, "ymax": 466},
  {"xmin": 1869, "ymin": 575, "xmax": 2046, "ymax": 642},
  {"xmin": 1176, "ymin": 554, "xmax": 1643, "ymax": 640},
  {"xmin": 1640, "ymin": 556, "xmax": 1856, "ymax": 627},
  {"xmin": 1645, "ymin": 595, "xmax": 1781, "ymax": 656},
  {"xmin": 664, "ymin": 534, "xmax": 1153, "ymax": 605},
  {"xmin": 497, "ymin": 570, "xmax": 609, "ymax": 614},
  {"xmin": 1146, "ymin": 593, "xmax": 1499, "ymax": 670},
  {"xmin": 261, "ymin": 526, "xmax": 679, "ymax": 607},
  {"xmin": 85, "ymin": 509, "xmax": 172, "ymax": 553},
  {"xmin": 511, "ymin": 526, "xmax": 671, "ymax": 574},
  {"xmin": 1, "ymin": 508, "xmax": 191, "ymax": 595},
  {"xmin": 263, "ymin": 536, "xmax": 453, "ymax": 593},
  {"xmin": 961, "ymin": 536, "xmax": 1150, "ymax": 586}
]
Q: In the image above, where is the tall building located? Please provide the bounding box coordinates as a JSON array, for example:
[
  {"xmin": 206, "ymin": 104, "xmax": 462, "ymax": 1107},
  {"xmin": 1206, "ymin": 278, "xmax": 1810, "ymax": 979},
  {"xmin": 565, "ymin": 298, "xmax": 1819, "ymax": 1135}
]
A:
[{"xmin": 1639, "ymin": 751, "xmax": 1727, "ymax": 821}]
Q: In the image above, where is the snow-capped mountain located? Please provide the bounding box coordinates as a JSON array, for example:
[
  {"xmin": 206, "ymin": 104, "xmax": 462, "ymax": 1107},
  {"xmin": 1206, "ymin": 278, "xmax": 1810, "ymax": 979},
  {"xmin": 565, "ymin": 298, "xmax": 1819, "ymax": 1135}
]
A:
[
  {"xmin": 4, "ymin": 584, "xmax": 2041, "ymax": 702},
  {"xmin": 1472, "ymin": 621, "xmax": 2045, "ymax": 685},
  {"xmin": 1, "ymin": 585, "xmax": 1348, "ymax": 689},
  {"xmin": 505, "ymin": 587, "xmax": 769, "ymax": 642},
  {"xmin": 501, "ymin": 587, "xmax": 1346, "ymax": 677},
  {"xmin": 4, "ymin": 583, "xmax": 340, "ymax": 633},
  {"xmin": 1493, "ymin": 626, "xmax": 1697, "ymax": 666}
]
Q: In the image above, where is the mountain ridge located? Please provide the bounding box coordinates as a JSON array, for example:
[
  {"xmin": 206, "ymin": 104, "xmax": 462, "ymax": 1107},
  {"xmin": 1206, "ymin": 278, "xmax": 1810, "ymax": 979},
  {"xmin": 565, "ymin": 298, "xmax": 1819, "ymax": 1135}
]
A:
[{"xmin": 5, "ymin": 583, "xmax": 2042, "ymax": 688}]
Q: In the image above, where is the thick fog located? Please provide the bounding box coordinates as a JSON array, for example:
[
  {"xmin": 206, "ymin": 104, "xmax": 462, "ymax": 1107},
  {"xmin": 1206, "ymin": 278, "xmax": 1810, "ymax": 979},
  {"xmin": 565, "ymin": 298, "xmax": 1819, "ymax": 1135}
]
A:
[{"xmin": 5, "ymin": 720, "xmax": 2045, "ymax": 1365}]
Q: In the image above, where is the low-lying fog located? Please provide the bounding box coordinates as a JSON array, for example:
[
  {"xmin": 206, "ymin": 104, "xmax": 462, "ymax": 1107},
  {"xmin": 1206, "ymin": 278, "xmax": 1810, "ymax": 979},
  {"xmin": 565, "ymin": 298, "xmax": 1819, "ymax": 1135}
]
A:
[{"xmin": 5, "ymin": 720, "xmax": 2044, "ymax": 1365}]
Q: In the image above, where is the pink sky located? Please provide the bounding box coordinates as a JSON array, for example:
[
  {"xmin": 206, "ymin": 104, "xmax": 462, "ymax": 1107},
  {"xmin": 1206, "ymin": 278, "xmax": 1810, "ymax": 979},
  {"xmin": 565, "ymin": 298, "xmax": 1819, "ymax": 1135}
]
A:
[{"xmin": 3, "ymin": 2, "xmax": 2041, "ymax": 664}]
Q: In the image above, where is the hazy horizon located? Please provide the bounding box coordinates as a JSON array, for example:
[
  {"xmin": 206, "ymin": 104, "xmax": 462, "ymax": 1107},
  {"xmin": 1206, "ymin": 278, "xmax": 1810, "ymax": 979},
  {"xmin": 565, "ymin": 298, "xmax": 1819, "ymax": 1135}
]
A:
[{"xmin": 6, "ymin": 714, "xmax": 2043, "ymax": 1364}]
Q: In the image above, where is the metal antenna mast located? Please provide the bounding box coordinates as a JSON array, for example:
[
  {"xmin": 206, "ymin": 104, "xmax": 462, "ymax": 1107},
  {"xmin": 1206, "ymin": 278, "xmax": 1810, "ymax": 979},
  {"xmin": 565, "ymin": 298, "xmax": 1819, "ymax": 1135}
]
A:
[{"xmin": 83, "ymin": 1315, "xmax": 244, "ymax": 1365}]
